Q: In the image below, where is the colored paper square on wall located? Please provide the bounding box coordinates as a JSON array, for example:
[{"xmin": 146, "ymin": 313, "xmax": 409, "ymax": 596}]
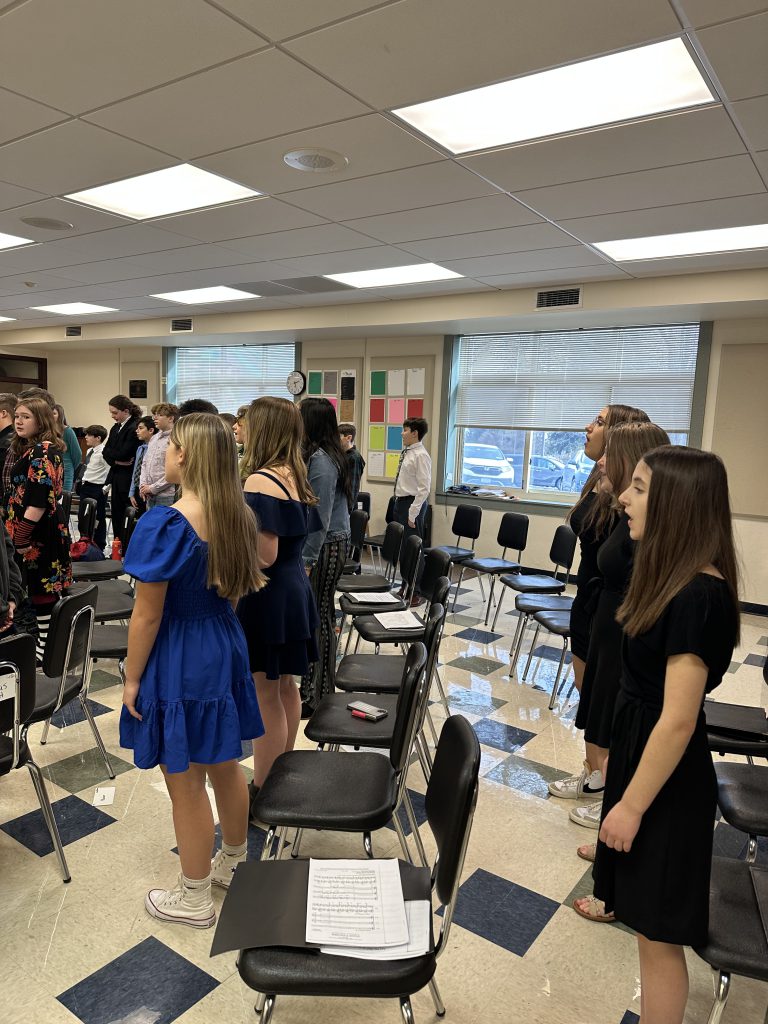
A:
[
  {"xmin": 340, "ymin": 374, "xmax": 355, "ymax": 400},
  {"xmin": 368, "ymin": 451, "xmax": 385, "ymax": 477},
  {"xmin": 388, "ymin": 398, "xmax": 405, "ymax": 423},
  {"xmin": 339, "ymin": 399, "xmax": 354, "ymax": 422},
  {"xmin": 388, "ymin": 368, "xmax": 405, "ymax": 394},
  {"xmin": 370, "ymin": 371, "xmax": 386, "ymax": 395},
  {"xmin": 407, "ymin": 398, "xmax": 424, "ymax": 418},
  {"xmin": 387, "ymin": 425, "xmax": 402, "ymax": 450},
  {"xmin": 369, "ymin": 425, "xmax": 386, "ymax": 450},
  {"xmin": 327, "ymin": 396, "xmax": 338, "ymax": 410},
  {"xmin": 385, "ymin": 453, "xmax": 401, "ymax": 478},
  {"xmin": 323, "ymin": 370, "xmax": 338, "ymax": 395},
  {"xmin": 406, "ymin": 367, "xmax": 425, "ymax": 395},
  {"xmin": 369, "ymin": 398, "xmax": 385, "ymax": 423},
  {"xmin": 308, "ymin": 371, "xmax": 322, "ymax": 395}
]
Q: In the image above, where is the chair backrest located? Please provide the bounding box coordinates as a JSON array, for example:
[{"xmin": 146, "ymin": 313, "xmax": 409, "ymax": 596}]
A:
[
  {"xmin": 0, "ymin": 633, "xmax": 37, "ymax": 742},
  {"xmin": 124, "ymin": 505, "xmax": 139, "ymax": 552},
  {"xmin": 356, "ymin": 491, "xmax": 371, "ymax": 517},
  {"xmin": 42, "ymin": 586, "xmax": 97, "ymax": 702},
  {"xmin": 399, "ymin": 533, "xmax": 423, "ymax": 591},
  {"xmin": 380, "ymin": 521, "xmax": 404, "ymax": 569},
  {"xmin": 425, "ymin": 715, "xmax": 480, "ymax": 915},
  {"xmin": 498, "ymin": 511, "xmax": 529, "ymax": 557},
  {"xmin": 418, "ymin": 548, "xmax": 451, "ymax": 602},
  {"xmin": 549, "ymin": 524, "xmax": 577, "ymax": 574},
  {"xmin": 452, "ymin": 503, "xmax": 482, "ymax": 543},
  {"xmin": 78, "ymin": 496, "xmax": 97, "ymax": 540},
  {"xmin": 390, "ymin": 641, "xmax": 428, "ymax": 774},
  {"xmin": 60, "ymin": 490, "xmax": 73, "ymax": 524},
  {"xmin": 348, "ymin": 508, "xmax": 369, "ymax": 553},
  {"xmin": 430, "ymin": 576, "xmax": 451, "ymax": 612},
  {"xmin": 384, "ymin": 494, "xmax": 396, "ymax": 524}
]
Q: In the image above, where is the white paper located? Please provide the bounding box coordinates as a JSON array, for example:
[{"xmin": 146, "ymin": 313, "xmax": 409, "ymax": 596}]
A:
[
  {"xmin": 322, "ymin": 900, "xmax": 431, "ymax": 960},
  {"xmin": 406, "ymin": 367, "xmax": 425, "ymax": 395},
  {"xmin": 368, "ymin": 451, "xmax": 385, "ymax": 477},
  {"xmin": 387, "ymin": 369, "xmax": 406, "ymax": 395},
  {"xmin": 373, "ymin": 610, "xmax": 424, "ymax": 630},
  {"xmin": 348, "ymin": 590, "xmax": 401, "ymax": 604},
  {"xmin": 0, "ymin": 674, "xmax": 15, "ymax": 705},
  {"xmin": 306, "ymin": 858, "xmax": 408, "ymax": 948},
  {"xmin": 93, "ymin": 786, "xmax": 115, "ymax": 806}
]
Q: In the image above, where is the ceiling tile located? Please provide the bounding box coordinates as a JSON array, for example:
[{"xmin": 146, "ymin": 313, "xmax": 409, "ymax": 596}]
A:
[
  {"xmin": 285, "ymin": 162, "xmax": 497, "ymax": 220},
  {"xmin": 86, "ymin": 50, "xmax": 366, "ymax": 160},
  {"xmin": 363, "ymin": 278, "xmax": 496, "ymax": 299},
  {"xmin": 475, "ymin": 264, "xmax": 631, "ymax": 288},
  {"xmin": 205, "ymin": 0, "xmax": 391, "ymax": 39},
  {"xmin": 218, "ymin": 223, "xmax": 391, "ymax": 260},
  {"xmin": 285, "ymin": 0, "xmax": 681, "ymax": 108},
  {"xmin": 129, "ymin": 244, "xmax": 253, "ymax": 274},
  {"xmin": 0, "ymin": 241, "xmax": 85, "ymax": 276},
  {"xmin": 344, "ymin": 196, "xmax": 543, "ymax": 242},
  {"xmin": 0, "ymin": 88, "xmax": 68, "ymax": 145},
  {"xmin": 56, "ymin": 225, "xmax": 200, "ymax": 261},
  {"xmin": 0, "ymin": 179, "xmax": 47, "ymax": 213},
  {"xmin": 279, "ymin": 246, "xmax": 422, "ymax": 276},
  {"xmin": 617, "ymin": 247, "xmax": 768, "ymax": 276},
  {"xmin": 439, "ymin": 245, "xmax": 610, "ymax": 278},
  {"xmin": 198, "ymin": 113, "xmax": 442, "ymax": 194},
  {"xmin": 0, "ymin": 270, "xmax": 80, "ymax": 294},
  {"xmin": 755, "ymin": 150, "xmax": 768, "ymax": 178},
  {"xmin": 513, "ymin": 155, "xmax": 766, "ymax": 220},
  {"xmin": 153, "ymin": 198, "xmax": 325, "ymax": 242},
  {"xmin": 680, "ymin": 1, "xmax": 768, "ymax": 28},
  {"xmin": 0, "ymin": 121, "xmax": 173, "ymax": 194},
  {"xmin": 0, "ymin": 198, "xmax": 131, "ymax": 242},
  {"xmin": 732, "ymin": 95, "xmax": 768, "ymax": 152},
  {"xmin": 697, "ymin": 12, "xmax": 768, "ymax": 101},
  {"xmin": 0, "ymin": 0, "xmax": 265, "ymax": 114},
  {"xmin": 399, "ymin": 223, "xmax": 577, "ymax": 261},
  {"xmin": 461, "ymin": 106, "xmax": 746, "ymax": 193},
  {"xmin": 32, "ymin": 258, "xmax": 152, "ymax": 285}
]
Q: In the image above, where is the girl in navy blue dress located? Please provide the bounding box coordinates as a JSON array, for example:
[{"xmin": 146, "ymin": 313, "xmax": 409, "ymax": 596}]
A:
[
  {"xmin": 236, "ymin": 397, "xmax": 320, "ymax": 814},
  {"xmin": 121, "ymin": 413, "xmax": 266, "ymax": 929},
  {"xmin": 593, "ymin": 447, "xmax": 739, "ymax": 1024}
]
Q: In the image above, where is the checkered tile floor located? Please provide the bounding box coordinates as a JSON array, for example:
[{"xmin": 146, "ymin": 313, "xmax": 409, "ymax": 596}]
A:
[{"xmin": 1, "ymin": 577, "xmax": 766, "ymax": 1024}]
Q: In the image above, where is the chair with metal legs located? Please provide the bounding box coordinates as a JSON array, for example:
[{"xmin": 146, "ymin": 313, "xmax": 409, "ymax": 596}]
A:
[
  {"xmin": 348, "ymin": 576, "xmax": 449, "ymax": 656},
  {"xmin": 341, "ymin": 508, "xmax": 370, "ymax": 575},
  {"xmin": 363, "ymin": 495, "xmax": 396, "ymax": 573},
  {"xmin": 491, "ymin": 524, "xmax": 576, "ymax": 632},
  {"xmin": 337, "ymin": 521, "xmax": 403, "ymax": 598},
  {"xmin": 457, "ymin": 511, "xmax": 529, "ymax": 624},
  {"xmin": 0, "ymin": 633, "xmax": 72, "ymax": 882},
  {"xmin": 432, "ymin": 504, "xmax": 483, "ymax": 612},
  {"xmin": 236, "ymin": 713, "xmax": 481, "ymax": 1024},
  {"xmin": 520, "ymin": 608, "xmax": 573, "ymax": 709}
]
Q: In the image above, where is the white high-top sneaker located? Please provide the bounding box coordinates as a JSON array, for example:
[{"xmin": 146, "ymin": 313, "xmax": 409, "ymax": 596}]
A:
[
  {"xmin": 211, "ymin": 848, "xmax": 246, "ymax": 890},
  {"xmin": 548, "ymin": 760, "xmax": 604, "ymax": 799},
  {"xmin": 145, "ymin": 875, "xmax": 216, "ymax": 928},
  {"xmin": 569, "ymin": 800, "xmax": 603, "ymax": 829}
]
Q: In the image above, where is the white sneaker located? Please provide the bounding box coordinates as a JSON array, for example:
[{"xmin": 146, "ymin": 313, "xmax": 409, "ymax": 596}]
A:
[
  {"xmin": 548, "ymin": 761, "xmax": 604, "ymax": 799},
  {"xmin": 569, "ymin": 800, "xmax": 603, "ymax": 830},
  {"xmin": 211, "ymin": 848, "xmax": 245, "ymax": 890},
  {"xmin": 145, "ymin": 875, "xmax": 216, "ymax": 928}
]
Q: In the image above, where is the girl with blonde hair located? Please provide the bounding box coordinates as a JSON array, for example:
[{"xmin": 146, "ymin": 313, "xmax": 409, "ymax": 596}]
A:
[{"xmin": 121, "ymin": 413, "xmax": 266, "ymax": 927}]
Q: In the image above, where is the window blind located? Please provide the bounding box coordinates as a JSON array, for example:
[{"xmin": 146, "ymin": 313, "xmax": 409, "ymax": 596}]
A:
[
  {"xmin": 454, "ymin": 325, "xmax": 700, "ymax": 432},
  {"xmin": 175, "ymin": 344, "xmax": 295, "ymax": 412}
]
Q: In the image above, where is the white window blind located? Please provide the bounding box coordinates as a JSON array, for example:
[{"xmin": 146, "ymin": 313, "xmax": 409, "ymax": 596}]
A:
[
  {"xmin": 175, "ymin": 344, "xmax": 295, "ymax": 412},
  {"xmin": 454, "ymin": 324, "xmax": 700, "ymax": 432}
]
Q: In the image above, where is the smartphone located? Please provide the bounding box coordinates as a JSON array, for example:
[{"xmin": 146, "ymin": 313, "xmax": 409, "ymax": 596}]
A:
[{"xmin": 347, "ymin": 700, "xmax": 388, "ymax": 721}]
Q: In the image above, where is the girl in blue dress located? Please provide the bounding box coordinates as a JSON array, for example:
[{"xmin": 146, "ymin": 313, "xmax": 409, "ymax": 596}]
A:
[{"xmin": 121, "ymin": 413, "xmax": 266, "ymax": 929}]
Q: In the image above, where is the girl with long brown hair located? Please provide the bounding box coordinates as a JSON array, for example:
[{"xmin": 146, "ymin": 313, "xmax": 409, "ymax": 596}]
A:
[
  {"xmin": 236, "ymin": 397, "xmax": 321, "ymax": 820},
  {"xmin": 593, "ymin": 447, "xmax": 739, "ymax": 1024},
  {"xmin": 121, "ymin": 413, "xmax": 266, "ymax": 927}
]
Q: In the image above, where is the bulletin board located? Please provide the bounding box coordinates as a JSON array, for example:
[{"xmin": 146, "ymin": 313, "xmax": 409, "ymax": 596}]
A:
[
  {"xmin": 366, "ymin": 355, "xmax": 435, "ymax": 481},
  {"xmin": 305, "ymin": 356, "xmax": 363, "ymax": 426}
]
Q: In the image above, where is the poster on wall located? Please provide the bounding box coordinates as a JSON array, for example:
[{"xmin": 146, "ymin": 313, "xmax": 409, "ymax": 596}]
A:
[
  {"xmin": 368, "ymin": 365, "xmax": 426, "ymax": 479},
  {"xmin": 307, "ymin": 366, "xmax": 356, "ymax": 421}
]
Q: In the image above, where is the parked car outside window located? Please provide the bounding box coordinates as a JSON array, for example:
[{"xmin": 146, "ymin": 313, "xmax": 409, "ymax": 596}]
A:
[
  {"xmin": 561, "ymin": 450, "xmax": 595, "ymax": 491},
  {"xmin": 461, "ymin": 443, "xmax": 515, "ymax": 487}
]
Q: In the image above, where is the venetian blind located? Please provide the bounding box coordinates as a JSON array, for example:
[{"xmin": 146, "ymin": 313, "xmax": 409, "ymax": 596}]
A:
[
  {"xmin": 175, "ymin": 344, "xmax": 295, "ymax": 413},
  {"xmin": 454, "ymin": 324, "xmax": 700, "ymax": 432}
]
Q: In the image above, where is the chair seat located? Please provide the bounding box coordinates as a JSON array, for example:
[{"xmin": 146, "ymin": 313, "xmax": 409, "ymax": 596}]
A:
[
  {"xmin": 336, "ymin": 574, "xmax": 392, "ymax": 595},
  {"xmin": 305, "ymin": 692, "xmax": 399, "ymax": 747},
  {"xmin": 335, "ymin": 654, "xmax": 407, "ymax": 694},
  {"xmin": 364, "ymin": 533, "xmax": 385, "ymax": 551},
  {"xmin": 90, "ymin": 624, "xmax": 129, "ymax": 659},
  {"xmin": 71, "ymin": 579, "xmax": 133, "ymax": 598},
  {"xmin": 254, "ymin": 749, "xmax": 397, "ymax": 831},
  {"xmin": 533, "ymin": 610, "xmax": 571, "ymax": 636},
  {"xmin": 461, "ymin": 556, "xmax": 520, "ymax": 575},
  {"xmin": 434, "ymin": 545, "xmax": 474, "ymax": 563},
  {"xmin": 705, "ymin": 700, "xmax": 767, "ymax": 740},
  {"xmin": 500, "ymin": 573, "xmax": 564, "ymax": 595},
  {"xmin": 694, "ymin": 857, "xmax": 768, "ymax": 981},
  {"xmin": 71, "ymin": 559, "xmax": 123, "ymax": 582},
  {"xmin": 354, "ymin": 615, "xmax": 426, "ymax": 646},
  {"xmin": 30, "ymin": 673, "xmax": 80, "ymax": 722},
  {"xmin": 90, "ymin": 586, "xmax": 134, "ymax": 622},
  {"xmin": 339, "ymin": 594, "xmax": 406, "ymax": 617},
  {"xmin": 0, "ymin": 733, "xmax": 30, "ymax": 775},
  {"xmin": 516, "ymin": 594, "xmax": 573, "ymax": 614},
  {"xmin": 715, "ymin": 764, "xmax": 768, "ymax": 837},
  {"xmin": 342, "ymin": 559, "xmax": 361, "ymax": 575}
]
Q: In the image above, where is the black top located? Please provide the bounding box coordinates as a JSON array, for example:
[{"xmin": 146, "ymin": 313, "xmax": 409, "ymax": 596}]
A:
[
  {"xmin": 596, "ymin": 513, "xmax": 633, "ymax": 596},
  {"xmin": 570, "ymin": 491, "xmax": 614, "ymax": 589},
  {"xmin": 103, "ymin": 416, "xmax": 140, "ymax": 471}
]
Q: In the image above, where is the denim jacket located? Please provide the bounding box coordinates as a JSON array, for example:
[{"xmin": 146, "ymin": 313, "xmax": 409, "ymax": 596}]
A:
[{"xmin": 302, "ymin": 449, "xmax": 350, "ymax": 565}]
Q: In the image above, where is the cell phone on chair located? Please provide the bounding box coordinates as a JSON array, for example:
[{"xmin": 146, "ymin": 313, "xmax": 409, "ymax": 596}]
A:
[{"xmin": 346, "ymin": 700, "xmax": 388, "ymax": 722}]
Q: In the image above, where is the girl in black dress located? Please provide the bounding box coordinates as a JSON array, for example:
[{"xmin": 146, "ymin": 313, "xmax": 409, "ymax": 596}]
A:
[{"xmin": 593, "ymin": 447, "xmax": 739, "ymax": 1024}]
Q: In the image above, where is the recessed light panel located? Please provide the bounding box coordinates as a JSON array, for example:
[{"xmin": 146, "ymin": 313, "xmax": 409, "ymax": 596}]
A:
[
  {"xmin": 323, "ymin": 263, "xmax": 462, "ymax": 288},
  {"xmin": 0, "ymin": 231, "xmax": 34, "ymax": 251},
  {"xmin": 0, "ymin": 316, "xmax": 17, "ymax": 322},
  {"xmin": 151, "ymin": 286, "xmax": 261, "ymax": 304},
  {"xmin": 392, "ymin": 38, "xmax": 713, "ymax": 154},
  {"xmin": 593, "ymin": 223, "xmax": 768, "ymax": 261},
  {"xmin": 31, "ymin": 303, "xmax": 118, "ymax": 315},
  {"xmin": 66, "ymin": 165, "xmax": 260, "ymax": 220}
]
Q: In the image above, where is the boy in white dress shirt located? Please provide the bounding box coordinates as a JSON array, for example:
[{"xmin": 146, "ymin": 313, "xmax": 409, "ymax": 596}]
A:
[
  {"xmin": 393, "ymin": 417, "xmax": 431, "ymax": 538},
  {"xmin": 79, "ymin": 425, "xmax": 110, "ymax": 552}
]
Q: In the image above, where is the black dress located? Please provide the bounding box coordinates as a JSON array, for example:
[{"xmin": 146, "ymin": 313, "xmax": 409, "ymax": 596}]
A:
[
  {"xmin": 568, "ymin": 493, "xmax": 613, "ymax": 661},
  {"xmin": 593, "ymin": 575, "xmax": 737, "ymax": 946},
  {"xmin": 575, "ymin": 514, "xmax": 633, "ymax": 747}
]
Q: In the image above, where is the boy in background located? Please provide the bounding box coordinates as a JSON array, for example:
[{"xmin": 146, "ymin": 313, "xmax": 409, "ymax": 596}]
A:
[
  {"xmin": 339, "ymin": 422, "xmax": 365, "ymax": 506},
  {"xmin": 80, "ymin": 425, "xmax": 110, "ymax": 553},
  {"xmin": 129, "ymin": 415, "xmax": 156, "ymax": 517}
]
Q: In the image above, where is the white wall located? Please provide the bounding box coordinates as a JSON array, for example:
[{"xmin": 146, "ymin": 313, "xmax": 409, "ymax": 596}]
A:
[{"xmin": 45, "ymin": 346, "xmax": 162, "ymax": 428}]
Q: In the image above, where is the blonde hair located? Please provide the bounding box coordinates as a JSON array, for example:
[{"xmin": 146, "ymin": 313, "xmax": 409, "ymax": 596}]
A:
[
  {"xmin": 171, "ymin": 414, "xmax": 266, "ymax": 600},
  {"xmin": 240, "ymin": 397, "xmax": 317, "ymax": 505},
  {"xmin": 12, "ymin": 396, "xmax": 66, "ymax": 456}
]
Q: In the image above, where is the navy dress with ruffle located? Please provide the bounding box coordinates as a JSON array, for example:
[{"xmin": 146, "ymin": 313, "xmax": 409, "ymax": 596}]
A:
[
  {"xmin": 236, "ymin": 483, "xmax": 321, "ymax": 681},
  {"xmin": 119, "ymin": 506, "xmax": 264, "ymax": 774}
]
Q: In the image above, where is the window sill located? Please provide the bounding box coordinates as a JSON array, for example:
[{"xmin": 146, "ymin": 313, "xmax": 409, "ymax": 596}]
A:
[{"xmin": 436, "ymin": 490, "xmax": 574, "ymax": 516}]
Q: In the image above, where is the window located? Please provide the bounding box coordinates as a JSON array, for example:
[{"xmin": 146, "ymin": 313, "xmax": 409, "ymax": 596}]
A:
[
  {"xmin": 447, "ymin": 324, "xmax": 700, "ymax": 498},
  {"xmin": 170, "ymin": 343, "xmax": 295, "ymax": 412}
]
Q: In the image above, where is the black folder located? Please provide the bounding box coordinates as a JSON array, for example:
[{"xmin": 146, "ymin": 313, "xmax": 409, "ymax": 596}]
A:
[{"xmin": 749, "ymin": 864, "xmax": 768, "ymax": 947}]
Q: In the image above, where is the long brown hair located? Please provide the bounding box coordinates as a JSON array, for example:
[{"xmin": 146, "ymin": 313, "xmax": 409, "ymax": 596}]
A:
[
  {"xmin": 240, "ymin": 397, "xmax": 317, "ymax": 505},
  {"xmin": 604, "ymin": 421, "xmax": 670, "ymax": 503},
  {"xmin": 569, "ymin": 403, "xmax": 651, "ymax": 538},
  {"xmin": 12, "ymin": 397, "xmax": 66, "ymax": 456},
  {"xmin": 171, "ymin": 414, "xmax": 266, "ymax": 600},
  {"xmin": 618, "ymin": 446, "xmax": 740, "ymax": 641}
]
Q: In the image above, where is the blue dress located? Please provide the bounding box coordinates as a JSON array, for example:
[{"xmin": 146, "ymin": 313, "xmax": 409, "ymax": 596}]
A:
[
  {"xmin": 236, "ymin": 475, "xmax": 321, "ymax": 681},
  {"xmin": 119, "ymin": 506, "xmax": 264, "ymax": 774}
]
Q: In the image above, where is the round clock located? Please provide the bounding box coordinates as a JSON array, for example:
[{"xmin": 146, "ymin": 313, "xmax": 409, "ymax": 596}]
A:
[{"xmin": 286, "ymin": 370, "xmax": 307, "ymax": 396}]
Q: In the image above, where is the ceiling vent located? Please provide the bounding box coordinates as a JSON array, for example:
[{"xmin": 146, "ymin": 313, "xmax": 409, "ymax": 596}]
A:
[
  {"xmin": 535, "ymin": 287, "xmax": 581, "ymax": 309},
  {"xmin": 170, "ymin": 317, "xmax": 193, "ymax": 333},
  {"xmin": 283, "ymin": 148, "xmax": 349, "ymax": 173},
  {"xmin": 65, "ymin": 325, "xmax": 82, "ymax": 338}
]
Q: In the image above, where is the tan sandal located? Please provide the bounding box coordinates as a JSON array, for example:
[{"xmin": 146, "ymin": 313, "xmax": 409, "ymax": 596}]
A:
[
  {"xmin": 577, "ymin": 842, "xmax": 596, "ymax": 863},
  {"xmin": 572, "ymin": 895, "xmax": 615, "ymax": 923}
]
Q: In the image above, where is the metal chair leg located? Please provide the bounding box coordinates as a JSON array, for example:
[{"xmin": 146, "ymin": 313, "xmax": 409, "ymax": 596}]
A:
[
  {"xmin": 354, "ymin": 632, "xmax": 362, "ymax": 653},
  {"xmin": 510, "ymin": 613, "xmax": 532, "ymax": 677},
  {"xmin": 506, "ymin": 612, "xmax": 525, "ymax": 674},
  {"xmin": 424, "ymin": 706, "xmax": 440, "ymax": 747},
  {"xmin": 26, "ymin": 759, "xmax": 70, "ymax": 882},
  {"xmin": 392, "ymin": 812, "xmax": 413, "ymax": 863},
  {"xmin": 491, "ymin": 586, "xmax": 506, "ymax": 630},
  {"xmin": 254, "ymin": 992, "xmax": 267, "ymax": 1015},
  {"xmin": 429, "ymin": 978, "xmax": 446, "ymax": 1017},
  {"xmin": 747, "ymin": 835, "xmax": 758, "ymax": 863},
  {"xmin": 477, "ymin": 573, "xmax": 486, "ymax": 604},
  {"xmin": 451, "ymin": 564, "xmax": 465, "ymax": 613},
  {"xmin": 707, "ymin": 970, "xmax": 730, "ymax": 1024},
  {"xmin": 418, "ymin": 731, "xmax": 434, "ymax": 772},
  {"xmin": 484, "ymin": 576, "xmax": 497, "ymax": 626},
  {"xmin": 291, "ymin": 828, "xmax": 304, "ymax": 859},
  {"xmin": 261, "ymin": 826, "xmax": 277, "ymax": 861},
  {"xmin": 522, "ymin": 624, "xmax": 541, "ymax": 681},
  {"xmin": 40, "ymin": 718, "xmax": 51, "ymax": 744},
  {"xmin": 363, "ymin": 831, "xmax": 374, "ymax": 858},
  {"xmin": 343, "ymin": 621, "xmax": 355, "ymax": 656},
  {"xmin": 79, "ymin": 694, "xmax": 115, "ymax": 778},
  {"xmin": 403, "ymin": 792, "xmax": 428, "ymax": 866},
  {"xmin": 416, "ymin": 734, "xmax": 432, "ymax": 785},
  {"xmin": 261, "ymin": 994, "xmax": 276, "ymax": 1024},
  {"xmin": 399, "ymin": 997, "xmax": 415, "ymax": 1024},
  {"xmin": 432, "ymin": 667, "xmax": 450, "ymax": 718},
  {"xmin": 549, "ymin": 640, "xmax": 568, "ymax": 710}
]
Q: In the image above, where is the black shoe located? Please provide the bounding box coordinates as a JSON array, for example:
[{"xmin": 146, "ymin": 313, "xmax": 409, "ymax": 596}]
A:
[{"xmin": 301, "ymin": 701, "xmax": 315, "ymax": 720}]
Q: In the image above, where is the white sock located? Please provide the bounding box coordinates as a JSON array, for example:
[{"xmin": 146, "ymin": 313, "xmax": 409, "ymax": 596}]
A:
[
  {"xmin": 182, "ymin": 873, "xmax": 212, "ymax": 907},
  {"xmin": 221, "ymin": 840, "xmax": 247, "ymax": 859}
]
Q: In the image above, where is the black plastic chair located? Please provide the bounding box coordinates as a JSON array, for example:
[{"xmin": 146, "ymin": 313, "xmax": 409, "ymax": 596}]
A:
[
  {"xmin": 356, "ymin": 491, "xmax": 371, "ymax": 517},
  {"xmin": 342, "ymin": 508, "xmax": 370, "ymax": 575},
  {"xmin": 237, "ymin": 714, "xmax": 481, "ymax": 1024},
  {"xmin": 364, "ymin": 495, "xmax": 396, "ymax": 572},
  {"xmin": 415, "ymin": 547, "xmax": 451, "ymax": 603},
  {"xmin": 71, "ymin": 505, "xmax": 138, "ymax": 591},
  {"xmin": 350, "ymin": 575, "xmax": 448, "ymax": 656},
  {"xmin": 521, "ymin": 608, "xmax": 574, "ymax": 709},
  {"xmin": 458, "ymin": 512, "xmax": 529, "ymax": 624},
  {"xmin": 337, "ymin": 521, "xmax": 403, "ymax": 596},
  {"xmin": 705, "ymin": 700, "xmax": 768, "ymax": 762},
  {"xmin": 433, "ymin": 504, "xmax": 483, "ymax": 611},
  {"xmin": 0, "ymin": 633, "xmax": 71, "ymax": 882}
]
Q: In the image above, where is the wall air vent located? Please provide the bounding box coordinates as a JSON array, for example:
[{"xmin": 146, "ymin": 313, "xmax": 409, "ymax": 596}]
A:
[
  {"xmin": 535, "ymin": 287, "xmax": 581, "ymax": 309},
  {"xmin": 170, "ymin": 317, "xmax": 193, "ymax": 333},
  {"xmin": 65, "ymin": 326, "xmax": 82, "ymax": 338}
]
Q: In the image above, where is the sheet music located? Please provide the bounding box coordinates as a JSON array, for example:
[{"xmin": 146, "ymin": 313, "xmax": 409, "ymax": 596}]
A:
[
  {"xmin": 348, "ymin": 590, "xmax": 401, "ymax": 604},
  {"xmin": 306, "ymin": 859, "xmax": 408, "ymax": 947},
  {"xmin": 373, "ymin": 610, "xmax": 424, "ymax": 630},
  {"xmin": 321, "ymin": 900, "xmax": 431, "ymax": 960}
]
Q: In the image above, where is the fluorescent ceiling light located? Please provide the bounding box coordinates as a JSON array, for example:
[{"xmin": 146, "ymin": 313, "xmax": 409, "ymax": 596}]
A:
[
  {"xmin": 0, "ymin": 316, "xmax": 16, "ymax": 322},
  {"xmin": 31, "ymin": 303, "xmax": 118, "ymax": 315},
  {"xmin": 66, "ymin": 164, "xmax": 259, "ymax": 220},
  {"xmin": 393, "ymin": 38, "xmax": 713, "ymax": 154},
  {"xmin": 0, "ymin": 231, "xmax": 34, "ymax": 250},
  {"xmin": 324, "ymin": 263, "xmax": 462, "ymax": 288},
  {"xmin": 593, "ymin": 223, "xmax": 768, "ymax": 261},
  {"xmin": 151, "ymin": 286, "xmax": 261, "ymax": 304}
]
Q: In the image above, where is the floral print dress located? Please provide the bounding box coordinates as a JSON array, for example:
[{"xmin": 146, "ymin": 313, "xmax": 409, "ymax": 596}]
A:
[{"xmin": 5, "ymin": 441, "xmax": 72, "ymax": 603}]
